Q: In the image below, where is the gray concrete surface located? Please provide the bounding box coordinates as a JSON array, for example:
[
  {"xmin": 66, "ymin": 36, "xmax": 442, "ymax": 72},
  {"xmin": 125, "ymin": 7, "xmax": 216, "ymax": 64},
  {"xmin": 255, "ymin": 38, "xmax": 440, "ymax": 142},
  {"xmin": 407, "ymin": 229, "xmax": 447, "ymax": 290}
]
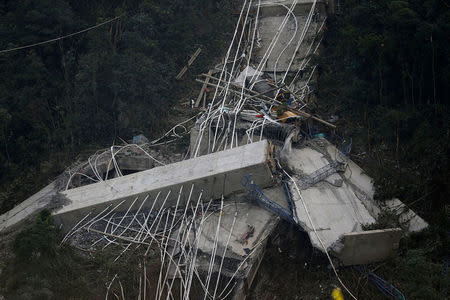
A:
[
  {"xmin": 256, "ymin": 0, "xmax": 327, "ymax": 16},
  {"xmin": 190, "ymin": 197, "xmax": 279, "ymax": 299},
  {"xmin": 284, "ymin": 144, "xmax": 377, "ymax": 251},
  {"xmin": 254, "ymin": 2, "xmax": 325, "ymax": 73},
  {"xmin": 195, "ymin": 200, "xmax": 278, "ymax": 262},
  {"xmin": 189, "ymin": 125, "xmax": 211, "ymax": 158},
  {"xmin": 325, "ymin": 143, "xmax": 375, "ymax": 200},
  {"xmin": 383, "ymin": 198, "xmax": 429, "ymax": 233},
  {"xmin": 332, "ymin": 228, "xmax": 403, "ymax": 266},
  {"xmin": 0, "ymin": 181, "xmax": 59, "ymax": 232},
  {"xmin": 285, "ymin": 140, "xmax": 428, "ymax": 260},
  {"xmin": 53, "ymin": 140, "xmax": 274, "ymax": 231}
]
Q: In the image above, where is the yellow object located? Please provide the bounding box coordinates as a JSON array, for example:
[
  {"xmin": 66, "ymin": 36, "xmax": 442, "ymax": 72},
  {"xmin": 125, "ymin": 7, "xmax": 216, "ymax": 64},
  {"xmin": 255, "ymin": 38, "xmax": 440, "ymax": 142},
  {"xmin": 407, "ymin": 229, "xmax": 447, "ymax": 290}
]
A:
[
  {"xmin": 331, "ymin": 287, "xmax": 344, "ymax": 300},
  {"xmin": 278, "ymin": 110, "xmax": 298, "ymax": 122}
]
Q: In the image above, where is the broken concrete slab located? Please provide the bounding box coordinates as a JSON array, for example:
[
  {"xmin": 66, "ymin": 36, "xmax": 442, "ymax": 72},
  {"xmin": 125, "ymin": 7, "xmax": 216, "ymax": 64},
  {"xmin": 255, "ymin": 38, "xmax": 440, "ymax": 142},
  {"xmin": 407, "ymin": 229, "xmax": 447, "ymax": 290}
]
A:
[
  {"xmin": 285, "ymin": 139, "xmax": 427, "ymax": 259},
  {"xmin": 188, "ymin": 198, "xmax": 279, "ymax": 299},
  {"xmin": 189, "ymin": 124, "xmax": 211, "ymax": 158},
  {"xmin": 53, "ymin": 140, "xmax": 274, "ymax": 231},
  {"xmin": 291, "ymin": 178, "xmax": 377, "ymax": 250},
  {"xmin": 195, "ymin": 200, "xmax": 278, "ymax": 259},
  {"xmin": 332, "ymin": 228, "xmax": 402, "ymax": 266},
  {"xmin": 283, "ymin": 145, "xmax": 329, "ymax": 175},
  {"xmin": 324, "ymin": 143, "xmax": 428, "ymax": 234},
  {"xmin": 383, "ymin": 198, "xmax": 429, "ymax": 233},
  {"xmin": 282, "ymin": 142, "xmax": 377, "ymax": 251},
  {"xmin": 325, "ymin": 143, "xmax": 375, "ymax": 200}
]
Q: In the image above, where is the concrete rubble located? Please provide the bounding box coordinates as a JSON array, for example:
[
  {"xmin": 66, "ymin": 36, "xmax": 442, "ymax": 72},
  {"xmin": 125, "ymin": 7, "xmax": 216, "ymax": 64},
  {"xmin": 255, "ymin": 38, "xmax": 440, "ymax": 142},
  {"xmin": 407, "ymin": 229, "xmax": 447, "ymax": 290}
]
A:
[
  {"xmin": 332, "ymin": 228, "xmax": 403, "ymax": 266},
  {"xmin": 0, "ymin": 0, "xmax": 429, "ymax": 299}
]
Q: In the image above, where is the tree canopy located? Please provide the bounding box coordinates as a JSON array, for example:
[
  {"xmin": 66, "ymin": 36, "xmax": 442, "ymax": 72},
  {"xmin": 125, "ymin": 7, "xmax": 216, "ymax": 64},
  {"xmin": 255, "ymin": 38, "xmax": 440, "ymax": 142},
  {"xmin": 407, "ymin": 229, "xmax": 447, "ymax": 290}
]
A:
[
  {"xmin": 0, "ymin": 0, "xmax": 234, "ymax": 213},
  {"xmin": 318, "ymin": 0, "xmax": 449, "ymax": 221}
]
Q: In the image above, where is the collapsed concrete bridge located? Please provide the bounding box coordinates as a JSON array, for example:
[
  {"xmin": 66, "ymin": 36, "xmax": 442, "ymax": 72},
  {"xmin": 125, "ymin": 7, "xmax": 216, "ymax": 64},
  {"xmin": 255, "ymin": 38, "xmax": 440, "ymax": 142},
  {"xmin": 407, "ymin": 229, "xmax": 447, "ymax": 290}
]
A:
[{"xmin": 0, "ymin": 1, "xmax": 428, "ymax": 299}]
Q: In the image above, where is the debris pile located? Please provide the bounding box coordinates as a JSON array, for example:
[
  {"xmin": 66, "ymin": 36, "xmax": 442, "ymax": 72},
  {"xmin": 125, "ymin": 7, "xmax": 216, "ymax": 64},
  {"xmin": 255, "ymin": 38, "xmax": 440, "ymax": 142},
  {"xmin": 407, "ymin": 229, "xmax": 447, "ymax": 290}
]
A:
[{"xmin": 0, "ymin": 1, "xmax": 429, "ymax": 299}]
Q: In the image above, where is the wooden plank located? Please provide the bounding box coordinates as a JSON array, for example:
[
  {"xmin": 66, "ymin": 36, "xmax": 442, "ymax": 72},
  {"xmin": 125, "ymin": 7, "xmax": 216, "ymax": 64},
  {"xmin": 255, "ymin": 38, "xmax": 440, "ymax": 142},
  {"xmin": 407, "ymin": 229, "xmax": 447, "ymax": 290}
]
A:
[
  {"xmin": 187, "ymin": 47, "xmax": 202, "ymax": 65},
  {"xmin": 176, "ymin": 66, "xmax": 188, "ymax": 80},
  {"xmin": 283, "ymin": 85, "xmax": 306, "ymax": 105},
  {"xmin": 244, "ymin": 83, "xmax": 286, "ymax": 101},
  {"xmin": 195, "ymin": 69, "xmax": 213, "ymax": 107},
  {"xmin": 175, "ymin": 47, "xmax": 202, "ymax": 80},
  {"xmin": 202, "ymin": 91, "xmax": 207, "ymax": 108}
]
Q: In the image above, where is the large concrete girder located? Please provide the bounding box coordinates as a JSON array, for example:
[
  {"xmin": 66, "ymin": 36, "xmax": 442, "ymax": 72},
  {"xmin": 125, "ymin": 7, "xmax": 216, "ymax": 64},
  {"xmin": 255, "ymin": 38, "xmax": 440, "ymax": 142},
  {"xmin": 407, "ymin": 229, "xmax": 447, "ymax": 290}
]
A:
[
  {"xmin": 0, "ymin": 181, "xmax": 59, "ymax": 232},
  {"xmin": 53, "ymin": 140, "xmax": 274, "ymax": 229},
  {"xmin": 0, "ymin": 156, "xmax": 161, "ymax": 233}
]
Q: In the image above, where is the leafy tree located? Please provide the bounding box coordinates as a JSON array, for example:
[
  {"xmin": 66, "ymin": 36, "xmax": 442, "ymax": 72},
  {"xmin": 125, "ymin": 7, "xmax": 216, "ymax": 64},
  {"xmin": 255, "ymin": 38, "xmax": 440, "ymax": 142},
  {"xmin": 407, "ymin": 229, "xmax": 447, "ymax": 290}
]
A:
[
  {"xmin": 13, "ymin": 210, "xmax": 56, "ymax": 260},
  {"xmin": 0, "ymin": 0, "xmax": 236, "ymax": 214}
]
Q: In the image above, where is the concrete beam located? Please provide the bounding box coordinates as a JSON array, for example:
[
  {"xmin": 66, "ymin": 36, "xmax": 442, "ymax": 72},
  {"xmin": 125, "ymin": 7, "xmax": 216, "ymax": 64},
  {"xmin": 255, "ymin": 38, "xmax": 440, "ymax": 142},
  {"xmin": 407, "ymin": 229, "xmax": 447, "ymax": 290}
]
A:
[
  {"xmin": 53, "ymin": 140, "xmax": 274, "ymax": 230},
  {"xmin": 0, "ymin": 181, "xmax": 59, "ymax": 233},
  {"xmin": 332, "ymin": 228, "xmax": 403, "ymax": 266}
]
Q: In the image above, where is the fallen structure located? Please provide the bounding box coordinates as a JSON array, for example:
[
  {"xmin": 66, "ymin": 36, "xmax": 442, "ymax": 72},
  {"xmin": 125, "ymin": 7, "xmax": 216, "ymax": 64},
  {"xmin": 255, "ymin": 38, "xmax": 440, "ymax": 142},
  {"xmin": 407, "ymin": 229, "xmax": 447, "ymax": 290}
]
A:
[
  {"xmin": 0, "ymin": 0, "xmax": 429, "ymax": 299},
  {"xmin": 333, "ymin": 228, "xmax": 403, "ymax": 266},
  {"xmin": 54, "ymin": 140, "xmax": 274, "ymax": 230}
]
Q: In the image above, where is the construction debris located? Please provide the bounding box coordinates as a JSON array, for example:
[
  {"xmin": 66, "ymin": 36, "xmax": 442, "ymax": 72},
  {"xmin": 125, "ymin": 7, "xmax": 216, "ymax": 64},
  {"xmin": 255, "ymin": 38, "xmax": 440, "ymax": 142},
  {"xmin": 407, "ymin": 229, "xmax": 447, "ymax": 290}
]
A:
[
  {"xmin": 132, "ymin": 134, "xmax": 149, "ymax": 145},
  {"xmin": 332, "ymin": 228, "xmax": 403, "ymax": 266},
  {"xmin": 195, "ymin": 69, "xmax": 213, "ymax": 107},
  {"xmin": 175, "ymin": 47, "xmax": 202, "ymax": 80},
  {"xmin": 0, "ymin": 1, "xmax": 429, "ymax": 300}
]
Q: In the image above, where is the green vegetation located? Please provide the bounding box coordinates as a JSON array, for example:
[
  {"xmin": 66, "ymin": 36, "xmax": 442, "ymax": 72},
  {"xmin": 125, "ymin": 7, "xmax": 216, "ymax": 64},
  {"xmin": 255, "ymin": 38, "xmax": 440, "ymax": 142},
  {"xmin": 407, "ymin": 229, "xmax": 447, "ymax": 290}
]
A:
[
  {"xmin": 1, "ymin": 210, "xmax": 151, "ymax": 299},
  {"xmin": 0, "ymin": 0, "xmax": 235, "ymax": 214},
  {"xmin": 313, "ymin": 0, "xmax": 450, "ymax": 298},
  {"xmin": 0, "ymin": 1, "xmax": 236, "ymax": 298},
  {"xmin": 12, "ymin": 210, "xmax": 56, "ymax": 260},
  {"xmin": 317, "ymin": 0, "xmax": 449, "ymax": 217},
  {"xmin": 250, "ymin": 224, "xmax": 449, "ymax": 299}
]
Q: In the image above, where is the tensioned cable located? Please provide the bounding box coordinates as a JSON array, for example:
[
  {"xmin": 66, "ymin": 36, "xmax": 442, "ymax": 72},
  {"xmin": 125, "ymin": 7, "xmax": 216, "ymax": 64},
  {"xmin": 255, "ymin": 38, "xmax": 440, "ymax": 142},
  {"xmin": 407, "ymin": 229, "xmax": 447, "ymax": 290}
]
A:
[{"xmin": 0, "ymin": 16, "xmax": 121, "ymax": 54}]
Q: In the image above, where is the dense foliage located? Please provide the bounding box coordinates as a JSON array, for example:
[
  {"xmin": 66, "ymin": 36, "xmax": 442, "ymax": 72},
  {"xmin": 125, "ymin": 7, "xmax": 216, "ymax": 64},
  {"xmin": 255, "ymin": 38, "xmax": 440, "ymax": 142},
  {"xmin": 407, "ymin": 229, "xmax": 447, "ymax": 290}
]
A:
[
  {"xmin": 2, "ymin": 210, "xmax": 145, "ymax": 299},
  {"xmin": 13, "ymin": 210, "xmax": 55, "ymax": 260},
  {"xmin": 316, "ymin": 1, "xmax": 449, "ymax": 298},
  {"xmin": 0, "ymin": 0, "xmax": 234, "ymax": 213},
  {"xmin": 317, "ymin": 0, "xmax": 450, "ymax": 219}
]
